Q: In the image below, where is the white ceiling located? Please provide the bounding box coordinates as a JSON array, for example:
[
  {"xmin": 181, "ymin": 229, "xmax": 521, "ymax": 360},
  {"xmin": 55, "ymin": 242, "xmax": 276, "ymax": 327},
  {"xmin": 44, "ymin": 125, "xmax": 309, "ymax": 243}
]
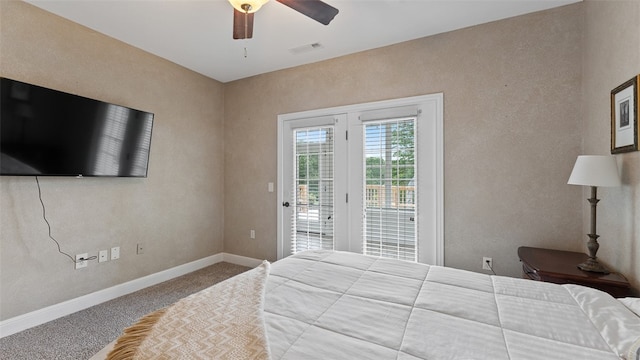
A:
[{"xmin": 25, "ymin": 0, "xmax": 580, "ymax": 83}]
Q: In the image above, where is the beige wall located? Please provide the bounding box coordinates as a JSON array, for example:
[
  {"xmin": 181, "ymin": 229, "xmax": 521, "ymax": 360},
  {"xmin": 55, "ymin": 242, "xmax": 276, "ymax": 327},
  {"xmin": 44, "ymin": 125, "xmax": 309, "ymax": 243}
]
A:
[
  {"xmin": 224, "ymin": 5, "xmax": 585, "ymax": 277},
  {"xmin": 0, "ymin": 1, "xmax": 225, "ymax": 319},
  {"xmin": 582, "ymin": 0, "xmax": 640, "ymax": 291}
]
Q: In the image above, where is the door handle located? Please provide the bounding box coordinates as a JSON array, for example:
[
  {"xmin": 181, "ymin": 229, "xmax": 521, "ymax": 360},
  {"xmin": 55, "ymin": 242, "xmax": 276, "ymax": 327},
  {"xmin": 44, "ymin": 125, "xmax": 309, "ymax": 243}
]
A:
[{"xmin": 282, "ymin": 201, "xmax": 290, "ymax": 207}]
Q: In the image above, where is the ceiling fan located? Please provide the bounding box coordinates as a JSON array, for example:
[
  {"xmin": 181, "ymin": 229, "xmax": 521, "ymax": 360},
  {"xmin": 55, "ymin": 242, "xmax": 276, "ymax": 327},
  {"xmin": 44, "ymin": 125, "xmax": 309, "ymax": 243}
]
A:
[{"xmin": 228, "ymin": 0, "xmax": 339, "ymax": 39}]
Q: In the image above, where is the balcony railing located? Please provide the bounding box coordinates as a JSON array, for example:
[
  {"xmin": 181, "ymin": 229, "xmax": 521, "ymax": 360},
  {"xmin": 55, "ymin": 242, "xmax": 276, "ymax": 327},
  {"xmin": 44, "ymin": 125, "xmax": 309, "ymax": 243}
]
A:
[
  {"xmin": 296, "ymin": 184, "xmax": 415, "ymax": 211},
  {"xmin": 364, "ymin": 185, "xmax": 415, "ymax": 209}
]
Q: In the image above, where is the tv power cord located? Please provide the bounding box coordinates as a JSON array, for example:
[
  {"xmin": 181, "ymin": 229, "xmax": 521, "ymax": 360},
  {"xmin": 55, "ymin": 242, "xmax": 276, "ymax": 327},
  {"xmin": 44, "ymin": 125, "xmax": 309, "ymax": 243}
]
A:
[
  {"xmin": 36, "ymin": 176, "xmax": 97, "ymax": 264},
  {"xmin": 485, "ymin": 259, "xmax": 496, "ymax": 275}
]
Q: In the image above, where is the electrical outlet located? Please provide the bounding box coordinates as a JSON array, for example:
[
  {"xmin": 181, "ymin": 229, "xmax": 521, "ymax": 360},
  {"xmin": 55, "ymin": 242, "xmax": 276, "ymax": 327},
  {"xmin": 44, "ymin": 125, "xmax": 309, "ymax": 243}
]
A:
[
  {"xmin": 137, "ymin": 243, "xmax": 144, "ymax": 255},
  {"xmin": 75, "ymin": 253, "xmax": 88, "ymax": 270},
  {"xmin": 250, "ymin": 230, "xmax": 256, "ymax": 239},
  {"xmin": 111, "ymin": 246, "xmax": 120, "ymax": 260},
  {"xmin": 99, "ymin": 250, "xmax": 108, "ymax": 263},
  {"xmin": 483, "ymin": 257, "xmax": 493, "ymax": 271}
]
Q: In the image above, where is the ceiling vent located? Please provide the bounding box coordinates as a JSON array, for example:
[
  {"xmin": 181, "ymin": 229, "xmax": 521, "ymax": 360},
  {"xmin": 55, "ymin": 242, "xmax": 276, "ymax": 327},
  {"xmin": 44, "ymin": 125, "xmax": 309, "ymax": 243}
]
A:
[{"xmin": 289, "ymin": 42, "xmax": 324, "ymax": 55}]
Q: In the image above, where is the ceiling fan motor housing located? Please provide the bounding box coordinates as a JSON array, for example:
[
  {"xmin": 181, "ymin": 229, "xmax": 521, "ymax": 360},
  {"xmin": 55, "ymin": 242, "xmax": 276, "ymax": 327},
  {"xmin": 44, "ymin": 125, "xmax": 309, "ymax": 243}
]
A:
[
  {"xmin": 231, "ymin": 0, "xmax": 339, "ymax": 39},
  {"xmin": 229, "ymin": 0, "xmax": 268, "ymax": 13}
]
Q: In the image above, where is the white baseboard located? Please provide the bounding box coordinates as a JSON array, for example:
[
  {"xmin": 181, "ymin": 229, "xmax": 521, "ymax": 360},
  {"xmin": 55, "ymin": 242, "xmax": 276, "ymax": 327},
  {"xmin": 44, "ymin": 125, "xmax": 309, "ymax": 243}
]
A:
[
  {"xmin": 222, "ymin": 252, "xmax": 265, "ymax": 268},
  {"xmin": 0, "ymin": 252, "xmax": 262, "ymax": 338}
]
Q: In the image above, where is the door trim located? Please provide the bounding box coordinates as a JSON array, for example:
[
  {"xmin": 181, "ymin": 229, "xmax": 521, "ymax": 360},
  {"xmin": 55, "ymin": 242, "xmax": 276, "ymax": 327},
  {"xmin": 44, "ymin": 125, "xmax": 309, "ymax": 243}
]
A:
[{"xmin": 277, "ymin": 94, "xmax": 444, "ymax": 265}]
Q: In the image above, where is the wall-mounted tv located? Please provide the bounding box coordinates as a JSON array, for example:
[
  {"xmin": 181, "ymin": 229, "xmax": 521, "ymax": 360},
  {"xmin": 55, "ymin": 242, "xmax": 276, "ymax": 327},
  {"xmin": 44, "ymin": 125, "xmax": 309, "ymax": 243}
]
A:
[{"xmin": 1, "ymin": 78, "xmax": 154, "ymax": 177}]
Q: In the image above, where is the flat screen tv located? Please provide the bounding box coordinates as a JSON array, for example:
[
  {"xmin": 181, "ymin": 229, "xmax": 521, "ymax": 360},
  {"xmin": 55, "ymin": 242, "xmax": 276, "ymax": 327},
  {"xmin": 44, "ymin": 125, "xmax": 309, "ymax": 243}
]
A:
[{"xmin": 1, "ymin": 78, "xmax": 154, "ymax": 177}]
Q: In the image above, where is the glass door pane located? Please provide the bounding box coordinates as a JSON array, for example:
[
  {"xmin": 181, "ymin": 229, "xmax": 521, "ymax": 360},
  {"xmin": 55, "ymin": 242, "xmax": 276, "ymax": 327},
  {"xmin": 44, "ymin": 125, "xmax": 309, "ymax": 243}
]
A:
[
  {"xmin": 291, "ymin": 127, "xmax": 334, "ymax": 253},
  {"xmin": 363, "ymin": 118, "xmax": 417, "ymax": 261}
]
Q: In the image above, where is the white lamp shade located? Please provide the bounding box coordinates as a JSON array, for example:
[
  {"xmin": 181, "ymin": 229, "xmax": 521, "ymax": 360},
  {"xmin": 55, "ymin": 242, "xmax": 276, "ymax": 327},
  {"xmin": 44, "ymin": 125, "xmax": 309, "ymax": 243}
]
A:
[{"xmin": 568, "ymin": 155, "xmax": 621, "ymax": 187}]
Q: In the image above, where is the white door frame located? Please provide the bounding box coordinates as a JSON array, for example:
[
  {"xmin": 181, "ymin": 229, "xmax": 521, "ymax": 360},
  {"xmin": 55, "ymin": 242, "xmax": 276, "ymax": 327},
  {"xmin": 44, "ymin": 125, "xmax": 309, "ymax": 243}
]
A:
[{"xmin": 277, "ymin": 93, "xmax": 444, "ymax": 265}]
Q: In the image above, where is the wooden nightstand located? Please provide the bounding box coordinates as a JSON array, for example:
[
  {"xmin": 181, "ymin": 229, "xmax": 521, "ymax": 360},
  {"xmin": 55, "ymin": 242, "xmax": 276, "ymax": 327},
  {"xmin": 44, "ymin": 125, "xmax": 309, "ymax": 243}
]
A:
[{"xmin": 517, "ymin": 246, "xmax": 631, "ymax": 298}]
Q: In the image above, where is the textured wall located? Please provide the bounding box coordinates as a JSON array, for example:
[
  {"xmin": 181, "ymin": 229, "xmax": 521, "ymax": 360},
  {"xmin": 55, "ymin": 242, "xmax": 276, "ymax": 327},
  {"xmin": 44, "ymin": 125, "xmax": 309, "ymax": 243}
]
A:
[
  {"xmin": 582, "ymin": 0, "xmax": 640, "ymax": 291},
  {"xmin": 224, "ymin": 5, "xmax": 585, "ymax": 277},
  {"xmin": 0, "ymin": 1, "xmax": 225, "ymax": 319}
]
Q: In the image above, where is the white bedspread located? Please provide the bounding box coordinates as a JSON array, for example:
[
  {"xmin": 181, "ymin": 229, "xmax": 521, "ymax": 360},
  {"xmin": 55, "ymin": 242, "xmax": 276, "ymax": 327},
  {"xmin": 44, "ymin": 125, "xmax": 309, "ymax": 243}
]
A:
[{"xmin": 264, "ymin": 250, "xmax": 640, "ymax": 360}]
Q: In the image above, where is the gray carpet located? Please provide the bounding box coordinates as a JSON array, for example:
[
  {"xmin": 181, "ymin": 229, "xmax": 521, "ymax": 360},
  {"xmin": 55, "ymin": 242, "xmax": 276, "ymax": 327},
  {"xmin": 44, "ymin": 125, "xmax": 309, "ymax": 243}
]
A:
[{"xmin": 0, "ymin": 262, "xmax": 250, "ymax": 360}]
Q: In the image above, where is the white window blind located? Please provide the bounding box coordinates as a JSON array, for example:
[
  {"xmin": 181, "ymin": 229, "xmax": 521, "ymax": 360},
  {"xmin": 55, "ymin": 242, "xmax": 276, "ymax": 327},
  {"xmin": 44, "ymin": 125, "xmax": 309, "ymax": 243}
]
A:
[
  {"xmin": 291, "ymin": 127, "xmax": 335, "ymax": 254},
  {"xmin": 362, "ymin": 117, "xmax": 417, "ymax": 262}
]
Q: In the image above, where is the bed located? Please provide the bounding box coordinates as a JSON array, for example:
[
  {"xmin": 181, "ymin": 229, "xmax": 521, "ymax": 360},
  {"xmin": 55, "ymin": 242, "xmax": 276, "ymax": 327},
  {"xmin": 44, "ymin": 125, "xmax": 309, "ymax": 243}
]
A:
[{"xmin": 107, "ymin": 250, "xmax": 640, "ymax": 359}]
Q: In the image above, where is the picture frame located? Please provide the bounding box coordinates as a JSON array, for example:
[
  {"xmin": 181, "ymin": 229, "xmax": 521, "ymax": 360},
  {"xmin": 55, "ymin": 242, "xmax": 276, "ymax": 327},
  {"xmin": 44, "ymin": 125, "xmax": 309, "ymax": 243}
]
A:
[{"xmin": 611, "ymin": 75, "xmax": 639, "ymax": 154}]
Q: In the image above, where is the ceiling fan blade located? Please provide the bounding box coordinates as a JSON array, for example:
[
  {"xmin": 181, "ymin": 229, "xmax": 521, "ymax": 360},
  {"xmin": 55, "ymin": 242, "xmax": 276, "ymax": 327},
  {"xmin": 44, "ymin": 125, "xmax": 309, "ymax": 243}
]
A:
[
  {"xmin": 276, "ymin": 0, "xmax": 339, "ymax": 25},
  {"xmin": 233, "ymin": 9, "xmax": 254, "ymax": 39}
]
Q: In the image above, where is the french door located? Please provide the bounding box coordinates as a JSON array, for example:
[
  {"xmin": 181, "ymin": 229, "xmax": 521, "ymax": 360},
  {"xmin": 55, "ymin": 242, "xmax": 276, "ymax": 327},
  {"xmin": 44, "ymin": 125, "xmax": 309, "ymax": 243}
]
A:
[
  {"xmin": 280, "ymin": 115, "xmax": 348, "ymax": 255},
  {"xmin": 277, "ymin": 94, "xmax": 443, "ymax": 265}
]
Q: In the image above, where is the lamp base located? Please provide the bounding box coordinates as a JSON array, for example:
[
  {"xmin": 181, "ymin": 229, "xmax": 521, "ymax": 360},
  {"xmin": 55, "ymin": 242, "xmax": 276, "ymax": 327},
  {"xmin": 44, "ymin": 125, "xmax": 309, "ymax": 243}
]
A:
[{"xmin": 577, "ymin": 258, "xmax": 610, "ymax": 274}]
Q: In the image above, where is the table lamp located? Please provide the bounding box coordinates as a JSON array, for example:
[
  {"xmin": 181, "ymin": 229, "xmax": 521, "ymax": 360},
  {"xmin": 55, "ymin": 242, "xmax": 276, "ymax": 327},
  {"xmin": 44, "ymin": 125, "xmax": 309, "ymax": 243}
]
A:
[{"xmin": 567, "ymin": 155, "xmax": 621, "ymax": 274}]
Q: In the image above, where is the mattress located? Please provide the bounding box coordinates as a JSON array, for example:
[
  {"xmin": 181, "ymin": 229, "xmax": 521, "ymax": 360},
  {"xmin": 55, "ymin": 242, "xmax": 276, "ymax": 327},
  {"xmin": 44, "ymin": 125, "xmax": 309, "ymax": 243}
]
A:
[{"xmin": 264, "ymin": 250, "xmax": 640, "ymax": 360}]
